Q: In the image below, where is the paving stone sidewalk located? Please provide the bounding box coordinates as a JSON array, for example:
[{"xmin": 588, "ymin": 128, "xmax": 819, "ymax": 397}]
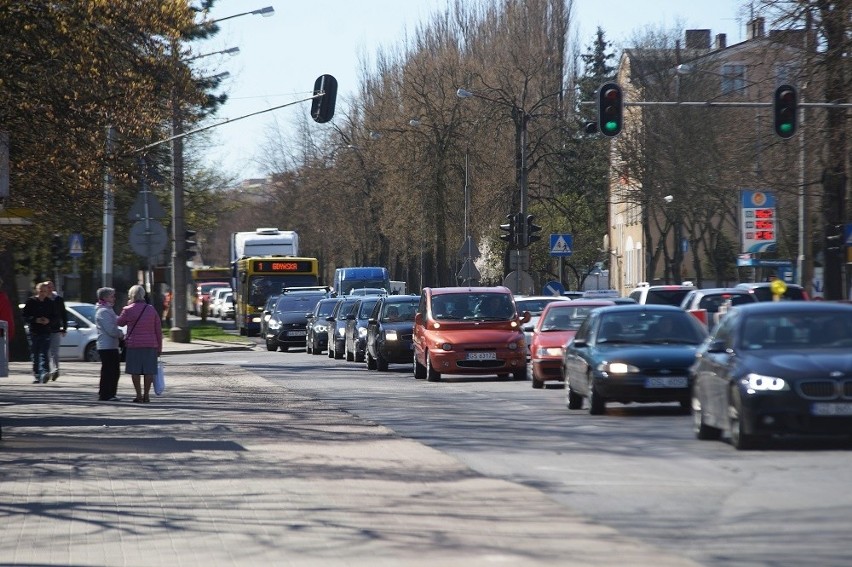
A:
[{"xmin": 0, "ymin": 355, "xmax": 700, "ymax": 566}]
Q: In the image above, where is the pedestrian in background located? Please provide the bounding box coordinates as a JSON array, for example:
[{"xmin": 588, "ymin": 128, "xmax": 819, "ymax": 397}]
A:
[
  {"xmin": 95, "ymin": 287, "xmax": 123, "ymax": 401},
  {"xmin": 117, "ymin": 284, "xmax": 162, "ymax": 403},
  {"xmin": 45, "ymin": 280, "xmax": 67, "ymax": 381},
  {"xmin": 22, "ymin": 282, "xmax": 56, "ymax": 383}
]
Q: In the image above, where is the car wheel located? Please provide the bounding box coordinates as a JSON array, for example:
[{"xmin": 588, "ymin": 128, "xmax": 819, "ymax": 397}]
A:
[
  {"xmin": 265, "ymin": 340, "xmax": 277, "ymax": 352},
  {"xmin": 306, "ymin": 337, "xmax": 313, "ymax": 354},
  {"xmin": 531, "ymin": 376, "xmax": 544, "ymax": 389},
  {"xmin": 692, "ymin": 392, "xmax": 722, "ymax": 440},
  {"xmin": 334, "ymin": 341, "xmax": 344, "ymax": 360},
  {"xmin": 279, "ymin": 344, "xmax": 289, "ymax": 352},
  {"xmin": 728, "ymin": 387, "xmax": 763, "ymax": 450},
  {"xmin": 376, "ymin": 350, "xmax": 388, "ymax": 372},
  {"xmin": 512, "ymin": 368, "xmax": 525, "ymax": 381},
  {"xmin": 588, "ymin": 374, "xmax": 605, "ymax": 415},
  {"xmin": 355, "ymin": 348, "xmax": 365, "ymax": 363},
  {"xmin": 425, "ymin": 351, "xmax": 441, "ymax": 382},
  {"xmin": 312, "ymin": 339, "xmax": 323, "ymax": 355},
  {"xmin": 84, "ymin": 342, "xmax": 100, "ymax": 362},
  {"xmin": 413, "ymin": 351, "xmax": 426, "ymax": 379},
  {"xmin": 366, "ymin": 351, "xmax": 377, "ymax": 370},
  {"xmin": 567, "ymin": 384, "xmax": 583, "ymax": 410}
]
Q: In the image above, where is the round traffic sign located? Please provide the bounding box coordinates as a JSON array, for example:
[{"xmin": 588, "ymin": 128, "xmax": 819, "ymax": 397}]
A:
[{"xmin": 129, "ymin": 220, "xmax": 168, "ymax": 258}]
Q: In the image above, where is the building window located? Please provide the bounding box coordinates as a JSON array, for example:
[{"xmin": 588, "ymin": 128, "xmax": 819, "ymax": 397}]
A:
[{"xmin": 720, "ymin": 64, "xmax": 746, "ymax": 95}]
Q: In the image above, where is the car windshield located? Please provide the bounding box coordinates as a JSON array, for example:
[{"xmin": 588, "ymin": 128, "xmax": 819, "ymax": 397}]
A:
[
  {"xmin": 315, "ymin": 301, "xmax": 338, "ymax": 317},
  {"xmin": 381, "ymin": 301, "xmax": 417, "ymax": 322},
  {"xmin": 740, "ymin": 312, "xmax": 852, "ymax": 350},
  {"xmin": 645, "ymin": 289, "xmax": 692, "ymax": 306},
  {"xmin": 357, "ymin": 299, "xmax": 379, "ymax": 317},
  {"xmin": 698, "ymin": 293, "xmax": 753, "ymax": 312},
  {"xmin": 515, "ymin": 298, "xmax": 564, "ymax": 316},
  {"xmin": 597, "ymin": 312, "xmax": 705, "ymax": 345},
  {"xmin": 432, "ymin": 293, "xmax": 514, "ymax": 321},
  {"xmin": 72, "ymin": 304, "xmax": 96, "ymax": 323},
  {"xmin": 276, "ymin": 294, "xmax": 325, "ymax": 314},
  {"xmin": 540, "ymin": 305, "xmax": 597, "ymax": 331}
]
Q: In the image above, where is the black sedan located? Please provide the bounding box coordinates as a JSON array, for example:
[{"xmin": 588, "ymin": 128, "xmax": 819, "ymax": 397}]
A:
[
  {"xmin": 343, "ymin": 296, "xmax": 381, "ymax": 362},
  {"xmin": 265, "ymin": 291, "xmax": 328, "ymax": 352},
  {"xmin": 691, "ymin": 301, "xmax": 852, "ymax": 450},
  {"xmin": 306, "ymin": 298, "xmax": 340, "ymax": 355},
  {"xmin": 365, "ymin": 295, "xmax": 420, "ymax": 371},
  {"xmin": 562, "ymin": 305, "xmax": 708, "ymax": 415}
]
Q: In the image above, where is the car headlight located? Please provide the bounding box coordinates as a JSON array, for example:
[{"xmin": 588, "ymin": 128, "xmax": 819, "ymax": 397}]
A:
[
  {"xmin": 358, "ymin": 326, "xmax": 368, "ymax": 338},
  {"xmin": 338, "ymin": 327, "xmax": 346, "ymax": 337},
  {"xmin": 744, "ymin": 373, "xmax": 787, "ymax": 392},
  {"xmin": 598, "ymin": 362, "xmax": 640, "ymax": 374},
  {"xmin": 268, "ymin": 320, "xmax": 281, "ymax": 330},
  {"xmin": 315, "ymin": 324, "xmax": 327, "ymax": 333},
  {"xmin": 536, "ymin": 346, "xmax": 563, "ymax": 357},
  {"xmin": 385, "ymin": 330, "xmax": 399, "ymax": 341}
]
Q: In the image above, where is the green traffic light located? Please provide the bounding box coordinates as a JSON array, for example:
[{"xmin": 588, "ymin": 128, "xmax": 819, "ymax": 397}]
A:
[
  {"xmin": 779, "ymin": 123, "xmax": 793, "ymax": 134},
  {"xmin": 604, "ymin": 121, "xmax": 618, "ymax": 133}
]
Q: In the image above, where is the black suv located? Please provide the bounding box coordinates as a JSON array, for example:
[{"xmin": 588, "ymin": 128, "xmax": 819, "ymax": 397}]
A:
[
  {"xmin": 343, "ymin": 296, "xmax": 382, "ymax": 362},
  {"xmin": 265, "ymin": 289, "xmax": 330, "ymax": 352}
]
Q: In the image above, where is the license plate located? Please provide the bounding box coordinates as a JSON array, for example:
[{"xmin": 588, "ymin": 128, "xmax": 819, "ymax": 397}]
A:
[
  {"xmin": 286, "ymin": 330, "xmax": 307, "ymax": 337},
  {"xmin": 644, "ymin": 376, "xmax": 687, "ymax": 388},
  {"xmin": 466, "ymin": 352, "xmax": 496, "ymax": 361},
  {"xmin": 811, "ymin": 403, "xmax": 852, "ymax": 416}
]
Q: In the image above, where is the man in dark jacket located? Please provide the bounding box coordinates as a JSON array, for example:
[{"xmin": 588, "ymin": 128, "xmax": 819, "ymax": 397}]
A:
[
  {"xmin": 45, "ymin": 281, "xmax": 67, "ymax": 381},
  {"xmin": 22, "ymin": 282, "xmax": 56, "ymax": 383}
]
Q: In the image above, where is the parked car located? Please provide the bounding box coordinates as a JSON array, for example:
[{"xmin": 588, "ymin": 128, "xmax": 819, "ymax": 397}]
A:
[
  {"xmin": 327, "ymin": 297, "xmax": 359, "ymax": 360},
  {"xmin": 208, "ymin": 287, "xmax": 232, "ymax": 319},
  {"xmin": 25, "ymin": 302, "xmax": 100, "ymax": 362},
  {"xmin": 678, "ymin": 287, "xmax": 756, "ymax": 330},
  {"xmin": 220, "ymin": 293, "xmax": 235, "ymax": 320},
  {"xmin": 305, "ymin": 298, "xmax": 340, "ymax": 355},
  {"xmin": 529, "ymin": 299, "xmax": 616, "ymax": 389},
  {"xmin": 195, "ymin": 281, "xmax": 229, "ymax": 315},
  {"xmin": 690, "ymin": 301, "xmax": 852, "ymax": 450},
  {"xmin": 735, "ymin": 281, "xmax": 808, "ymax": 302},
  {"xmin": 562, "ymin": 305, "xmax": 708, "ymax": 414},
  {"xmin": 514, "ymin": 295, "xmax": 571, "ymax": 357},
  {"xmin": 412, "ymin": 286, "xmax": 530, "ymax": 382},
  {"xmin": 628, "ymin": 282, "xmax": 695, "ymax": 306},
  {"xmin": 265, "ymin": 290, "xmax": 329, "ymax": 352},
  {"xmin": 365, "ymin": 295, "xmax": 420, "ymax": 371},
  {"xmin": 343, "ymin": 296, "xmax": 382, "ymax": 362}
]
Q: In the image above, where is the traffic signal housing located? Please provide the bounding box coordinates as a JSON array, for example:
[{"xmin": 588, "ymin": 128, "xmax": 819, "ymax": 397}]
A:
[
  {"xmin": 500, "ymin": 214, "xmax": 517, "ymax": 247},
  {"xmin": 310, "ymin": 74, "xmax": 338, "ymax": 124},
  {"xmin": 525, "ymin": 215, "xmax": 542, "ymax": 246},
  {"xmin": 185, "ymin": 230, "xmax": 198, "ymax": 261},
  {"xmin": 773, "ymin": 85, "xmax": 797, "ymax": 139},
  {"xmin": 597, "ymin": 82, "xmax": 623, "ymax": 137}
]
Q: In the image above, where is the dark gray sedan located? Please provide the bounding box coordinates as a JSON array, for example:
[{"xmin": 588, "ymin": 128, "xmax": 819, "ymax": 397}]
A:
[
  {"xmin": 691, "ymin": 301, "xmax": 852, "ymax": 450},
  {"xmin": 365, "ymin": 295, "xmax": 420, "ymax": 371}
]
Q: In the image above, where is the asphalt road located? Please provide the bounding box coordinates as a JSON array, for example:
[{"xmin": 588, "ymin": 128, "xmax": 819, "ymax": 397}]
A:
[{"xmin": 173, "ymin": 341, "xmax": 852, "ymax": 567}]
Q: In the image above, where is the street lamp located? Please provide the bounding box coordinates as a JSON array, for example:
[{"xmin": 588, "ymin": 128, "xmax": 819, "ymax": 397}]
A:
[{"xmin": 170, "ymin": 8, "xmax": 273, "ymax": 344}]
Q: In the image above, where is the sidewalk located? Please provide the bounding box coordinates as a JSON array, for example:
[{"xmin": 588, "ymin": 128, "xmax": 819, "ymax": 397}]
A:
[{"xmin": 0, "ymin": 341, "xmax": 701, "ymax": 566}]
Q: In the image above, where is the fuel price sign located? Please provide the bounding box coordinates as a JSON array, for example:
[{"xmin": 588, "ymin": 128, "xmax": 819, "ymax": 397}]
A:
[{"xmin": 740, "ymin": 190, "xmax": 777, "ymax": 253}]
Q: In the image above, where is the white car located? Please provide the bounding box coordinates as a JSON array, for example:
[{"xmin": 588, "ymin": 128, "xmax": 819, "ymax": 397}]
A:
[
  {"xmin": 514, "ymin": 295, "xmax": 572, "ymax": 358},
  {"xmin": 208, "ymin": 287, "xmax": 232, "ymax": 318}
]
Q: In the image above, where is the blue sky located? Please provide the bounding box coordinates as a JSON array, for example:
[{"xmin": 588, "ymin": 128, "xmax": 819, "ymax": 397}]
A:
[{"xmin": 197, "ymin": 0, "xmax": 747, "ymax": 179}]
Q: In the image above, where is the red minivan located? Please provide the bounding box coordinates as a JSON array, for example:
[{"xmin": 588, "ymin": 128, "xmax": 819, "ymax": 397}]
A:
[{"xmin": 412, "ymin": 286, "xmax": 530, "ymax": 382}]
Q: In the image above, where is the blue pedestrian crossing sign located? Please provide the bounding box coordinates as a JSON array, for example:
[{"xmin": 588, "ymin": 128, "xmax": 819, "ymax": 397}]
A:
[
  {"xmin": 69, "ymin": 233, "xmax": 84, "ymax": 258},
  {"xmin": 549, "ymin": 234, "xmax": 573, "ymax": 256}
]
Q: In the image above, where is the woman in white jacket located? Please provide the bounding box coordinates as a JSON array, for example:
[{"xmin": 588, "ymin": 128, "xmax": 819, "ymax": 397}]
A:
[{"xmin": 95, "ymin": 287, "xmax": 124, "ymax": 401}]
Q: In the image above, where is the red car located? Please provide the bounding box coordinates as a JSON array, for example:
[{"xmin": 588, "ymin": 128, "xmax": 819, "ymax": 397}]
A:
[
  {"xmin": 529, "ymin": 299, "xmax": 616, "ymax": 389},
  {"xmin": 412, "ymin": 286, "xmax": 530, "ymax": 382}
]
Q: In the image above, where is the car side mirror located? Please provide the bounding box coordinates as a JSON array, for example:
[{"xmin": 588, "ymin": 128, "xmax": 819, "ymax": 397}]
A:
[
  {"xmin": 326, "ymin": 316, "xmax": 335, "ymax": 322},
  {"xmin": 520, "ymin": 310, "xmax": 531, "ymax": 324},
  {"xmin": 571, "ymin": 338, "xmax": 587, "ymax": 348},
  {"xmin": 414, "ymin": 313, "xmax": 422, "ymax": 325},
  {"xmin": 368, "ymin": 317, "xmax": 377, "ymax": 324},
  {"xmin": 305, "ymin": 312, "xmax": 313, "ymax": 318},
  {"xmin": 706, "ymin": 339, "xmax": 728, "ymax": 353}
]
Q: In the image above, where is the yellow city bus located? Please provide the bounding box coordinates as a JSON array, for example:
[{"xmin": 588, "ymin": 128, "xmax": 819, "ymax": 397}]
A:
[{"xmin": 234, "ymin": 256, "xmax": 320, "ymax": 336}]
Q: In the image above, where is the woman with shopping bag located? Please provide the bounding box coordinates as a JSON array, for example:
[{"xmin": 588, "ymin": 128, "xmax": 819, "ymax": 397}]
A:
[{"xmin": 117, "ymin": 285, "xmax": 162, "ymax": 403}]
